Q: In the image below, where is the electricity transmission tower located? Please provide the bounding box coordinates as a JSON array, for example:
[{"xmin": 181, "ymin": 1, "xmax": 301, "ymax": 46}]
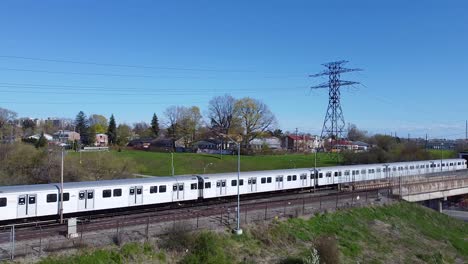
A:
[{"xmin": 310, "ymin": 60, "xmax": 362, "ymax": 151}]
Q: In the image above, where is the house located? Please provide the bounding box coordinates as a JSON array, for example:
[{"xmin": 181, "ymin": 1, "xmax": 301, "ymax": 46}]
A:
[
  {"xmin": 28, "ymin": 133, "xmax": 53, "ymax": 141},
  {"xmin": 331, "ymin": 140, "xmax": 370, "ymax": 152},
  {"xmin": 282, "ymin": 135, "xmax": 321, "ymax": 152},
  {"xmin": 95, "ymin": 133, "xmax": 108, "ymax": 147},
  {"xmin": 53, "ymin": 130, "xmax": 80, "ymax": 143},
  {"xmin": 249, "ymin": 137, "xmax": 282, "ymax": 151},
  {"xmin": 193, "ymin": 138, "xmax": 235, "ymax": 154}
]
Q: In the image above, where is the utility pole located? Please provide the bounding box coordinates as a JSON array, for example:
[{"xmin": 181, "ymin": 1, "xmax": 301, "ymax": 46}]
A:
[
  {"xmin": 171, "ymin": 152, "xmax": 175, "ymax": 176},
  {"xmin": 60, "ymin": 147, "xmax": 64, "ymax": 224},
  {"xmin": 310, "ymin": 61, "xmax": 362, "ymax": 152},
  {"xmin": 295, "ymin": 128, "xmax": 298, "ymax": 152},
  {"xmin": 425, "ymin": 134, "xmax": 428, "ymax": 150}
]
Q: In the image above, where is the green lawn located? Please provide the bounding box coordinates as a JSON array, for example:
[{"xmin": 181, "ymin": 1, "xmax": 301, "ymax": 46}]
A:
[{"xmin": 72, "ymin": 150, "xmax": 340, "ymax": 176}]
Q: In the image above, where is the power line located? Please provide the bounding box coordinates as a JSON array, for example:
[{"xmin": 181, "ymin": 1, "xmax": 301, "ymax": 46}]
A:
[
  {"xmin": 0, "ymin": 67, "xmax": 306, "ymax": 80},
  {"xmin": 0, "ymin": 55, "xmax": 252, "ymax": 73}
]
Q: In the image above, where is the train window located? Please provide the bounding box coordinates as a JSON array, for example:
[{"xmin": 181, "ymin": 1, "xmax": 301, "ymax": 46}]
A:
[
  {"xmin": 114, "ymin": 189, "xmax": 122, "ymax": 197},
  {"xmin": 261, "ymin": 178, "xmax": 266, "ymax": 184},
  {"xmin": 267, "ymin": 177, "xmax": 272, "ymax": 183},
  {"xmin": 287, "ymin": 175, "xmax": 292, "ymax": 181},
  {"xmin": 239, "ymin": 179, "xmax": 244, "ymax": 185},
  {"xmin": 150, "ymin": 186, "xmax": 158, "ymax": 194},
  {"xmin": 130, "ymin": 188, "xmax": 135, "ymax": 195},
  {"xmin": 344, "ymin": 170, "xmax": 350, "ymax": 176},
  {"xmin": 405, "ymin": 166, "xmax": 408, "ymax": 170},
  {"xmin": 221, "ymin": 181, "xmax": 226, "ymax": 187},
  {"xmin": 88, "ymin": 192, "xmax": 94, "ymax": 199},
  {"xmin": 232, "ymin": 180, "xmax": 237, "ymax": 186},
  {"xmin": 458, "ymin": 162, "xmax": 461, "ymax": 165},
  {"xmin": 217, "ymin": 181, "xmax": 221, "ymax": 187},
  {"xmin": 159, "ymin": 185, "xmax": 167, "ymax": 193},
  {"xmin": 275, "ymin": 177, "xmax": 279, "ymax": 182},
  {"xmin": 47, "ymin": 194, "xmax": 57, "ymax": 203},
  {"xmin": 18, "ymin": 197, "xmax": 25, "ymax": 205},
  {"xmin": 325, "ymin": 172, "xmax": 331, "ymax": 178},
  {"xmin": 279, "ymin": 177, "xmax": 283, "ymax": 182},
  {"xmin": 79, "ymin": 192, "xmax": 85, "ymax": 200},
  {"xmin": 319, "ymin": 173, "xmax": 323, "ymax": 178},
  {"xmin": 292, "ymin": 175, "xmax": 297, "ymax": 180},
  {"xmin": 0, "ymin": 198, "xmax": 6, "ymax": 207},
  {"xmin": 252, "ymin": 178, "xmax": 257, "ymax": 184},
  {"xmin": 334, "ymin": 172, "xmax": 338, "ymax": 177},
  {"xmin": 205, "ymin": 182, "xmax": 211, "ymax": 189},
  {"xmin": 377, "ymin": 168, "xmax": 381, "ymax": 172},
  {"xmin": 392, "ymin": 167, "xmax": 397, "ymax": 171},
  {"xmin": 103, "ymin": 189, "xmax": 112, "ymax": 198},
  {"xmin": 173, "ymin": 185, "xmax": 177, "ymax": 191},
  {"xmin": 29, "ymin": 196, "xmax": 36, "ymax": 204},
  {"xmin": 191, "ymin": 183, "xmax": 197, "ymax": 190},
  {"xmin": 437, "ymin": 164, "xmax": 440, "ymax": 167},
  {"xmin": 361, "ymin": 169, "xmax": 366, "ymax": 174},
  {"xmin": 59, "ymin": 193, "xmax": 70, "ymax": 201},
  {"xmin": 248, "ymin": 179, "xmax": 252, "ymax": 184},
  {"xmin": 442, "ymin": 163, "xmax": 446, "ymax": 167},
  {"xmin": 179, "ymin": 184, "xmax": 184, "ymax": 191}
]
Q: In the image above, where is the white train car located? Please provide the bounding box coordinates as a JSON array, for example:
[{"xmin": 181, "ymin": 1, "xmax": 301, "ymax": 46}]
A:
[
  {"xmin": 199, "ymin": 168, "xmax": 313, "ymax": 199},
  {"xmin": 0, "ymin": 176, "xmax": 200, "ymax": 221}
]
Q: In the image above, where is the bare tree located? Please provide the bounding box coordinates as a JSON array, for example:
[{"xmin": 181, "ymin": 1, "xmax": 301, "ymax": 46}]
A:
[
  {"xmin": 347, "ymin": 123, "xmax": 368, "ymax": 142},
  {"xmin": 164, "ymin": 106, "xmax": 183, "ymax": 149},
  {"xmin": 235, "ymin": 97, "xmax": 276, "ymax": 146},
  {"xmin": 208, "ymin": 94, "xmax": 237, "ymax": 135},
  {"xmin": 0, "ymin": 107, "xmax": 17, "ymax": 129}
]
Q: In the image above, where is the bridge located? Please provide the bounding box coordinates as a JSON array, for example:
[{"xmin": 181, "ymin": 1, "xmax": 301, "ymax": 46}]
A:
[{"xmin": 350, "ymin": 170, "xmax": 468, "ymax": 213}]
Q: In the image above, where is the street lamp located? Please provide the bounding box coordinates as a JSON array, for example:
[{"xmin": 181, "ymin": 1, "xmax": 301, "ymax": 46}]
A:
[
  {"xmin": 60, "ymin": 146, "xmax": 65, "ymax": 224},
  {"xmin": 220, "ymin": 133, "xmax": 242, "ymax": 235},
  {"xmin": 203, "ymin": 162, "xmax": 213, "ymax": 174}
]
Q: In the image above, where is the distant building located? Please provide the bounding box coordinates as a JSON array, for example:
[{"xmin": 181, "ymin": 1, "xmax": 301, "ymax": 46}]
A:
[
  {"xmin": 95, "ymin": 133, "xmax": 108, "ymax": 147},
  {"xmin": 250, "ymin": 137, "xmax": 282, "ymax": 151},
  {"xmin": 282, "ymin": 135, "xmax": 321, "ymax": 152},
  {"xmin": 53, "ymin": 130, "xmax": 80, "ymax": 143}
]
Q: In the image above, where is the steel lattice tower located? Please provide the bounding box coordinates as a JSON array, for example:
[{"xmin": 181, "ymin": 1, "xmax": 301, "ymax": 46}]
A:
[{"xmin": 310, "ymin": 61, "xmax": 362, "ymax": 150}]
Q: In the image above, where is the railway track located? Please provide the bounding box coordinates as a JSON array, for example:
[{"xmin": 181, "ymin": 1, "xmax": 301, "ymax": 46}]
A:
[{"xmin": 0, "ymin": 188, "xmax": 382, "ymax": 243}]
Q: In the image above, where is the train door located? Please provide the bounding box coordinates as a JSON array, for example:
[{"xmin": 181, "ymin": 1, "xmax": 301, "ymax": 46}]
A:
[
  {"xmin": 129, "ymin": 186, "xmax": 143, "ymax": 205},
  {"xmin": 216, "ymin": 180, "xmax": 226, "ymax": 196},
  {"xmin": 17, "ymin": 194, "xmax": 37, "ymax": 218},
  {"xmin": 78, "ymin": 190, "xmax": 94, "ymax": 210},
  {"xmin": 276, "ymin": 176, "xmax": 284, "ymax": 190},
  {"xmin": 300, "ymin": 174, "xmax": 307, "ymax": 187},
  {"xmin": 172, "ymin": 183, "xmax": 184, "ymax": 201},
  {"xmin": 327, "ymin": 172, "xmax": 333, "ymax": 185},
  {"xmin": 248, "ymin": 177, "xmax": 257, "ymax": 192}
]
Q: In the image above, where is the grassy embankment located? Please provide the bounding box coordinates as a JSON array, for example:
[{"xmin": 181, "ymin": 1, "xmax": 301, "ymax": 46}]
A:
[
  {"xmin": 38, "ymin": 202, "xmax": 468, "ymax": 264},
  {"xmin": 69, "ymin": 150, "xmax": 340, "ymax": 176}
]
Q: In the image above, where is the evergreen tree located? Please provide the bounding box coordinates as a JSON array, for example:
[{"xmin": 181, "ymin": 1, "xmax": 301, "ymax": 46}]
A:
[
  {"xmin": 35, "ymin": 132, "xmax": 47, "ymax": 148},
  {"xmin": 75, "ymin": 111, "xmax": 90, "ymax": 145},
  {"xmin": 107, "ymin": 114, "xmax": 117, "ymax": 145},
  {"xmin": 150, "ymin": 113, "xmax": 160, "ymax": 138}
]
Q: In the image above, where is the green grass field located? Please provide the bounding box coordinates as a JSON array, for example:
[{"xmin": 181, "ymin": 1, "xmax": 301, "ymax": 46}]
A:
[{"xmin": 71, "ymin": 150, "xmax": 340, "ymax": 176}]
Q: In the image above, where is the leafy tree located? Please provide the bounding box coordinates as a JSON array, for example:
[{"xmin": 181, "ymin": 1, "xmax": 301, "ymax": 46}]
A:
[
  {"xmin": 347, "ymin": 123, "xmax": 368, "ymax": 142},
  {"xmin": 150, "ymin": 113, "xmax": 160, "ymax": 138},
  {"xmin": 75, "ymin": 111, "xmax": 90, "ymax": 145},
  {"xmin": 35, "ymin": 132, "xmax": 47, "ymax": 148},
  {"xmin": 88, "ymin": 114, "xmax": 108, "ymax": 128},
  {"xmin": 234, "ymin": 97, "xmax": 276, "ymax": 147},
  {"xmin": 133, "ymin": 122, "xmax": 151, "ymax": 138},
  {"xmin": 88, "ymin": 125, "xmax": 96, "ymax": 146},
  {"xmin": 21, "ymin": 119, "xmax": 36, "ymax": 136},
  {"xmin": 116, "ymin": 124, "xmax": 132, "ymax": 146},
  {"xmin": 107, "ymin": 114, "xmax": 117, "ymax": 145},
  {"xmin": 179, "ymin": 106, "xmax": 203, "ymax": 148}
]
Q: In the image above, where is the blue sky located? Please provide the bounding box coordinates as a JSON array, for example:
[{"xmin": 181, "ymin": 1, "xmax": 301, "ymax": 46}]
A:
[{"xmin": 0, "ymin": 1, "xmax": 467, "ymax": 139}]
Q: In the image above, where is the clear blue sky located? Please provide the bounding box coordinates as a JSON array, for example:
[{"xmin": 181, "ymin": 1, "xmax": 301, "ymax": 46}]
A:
[{"xmin": 0, "ymin": 1, "xmax": 467, "ymax": 139}]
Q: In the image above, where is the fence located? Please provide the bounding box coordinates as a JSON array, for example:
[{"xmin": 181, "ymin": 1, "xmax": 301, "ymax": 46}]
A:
[{"xmin": 0, "ymin": 189, "xmax": 390, "ymax": 261}]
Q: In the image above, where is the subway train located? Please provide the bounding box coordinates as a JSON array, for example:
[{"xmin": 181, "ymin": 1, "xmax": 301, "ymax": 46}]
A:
[{"xmin": 0, "ymin": 158, "xmax": 466, "ymax": 222}]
